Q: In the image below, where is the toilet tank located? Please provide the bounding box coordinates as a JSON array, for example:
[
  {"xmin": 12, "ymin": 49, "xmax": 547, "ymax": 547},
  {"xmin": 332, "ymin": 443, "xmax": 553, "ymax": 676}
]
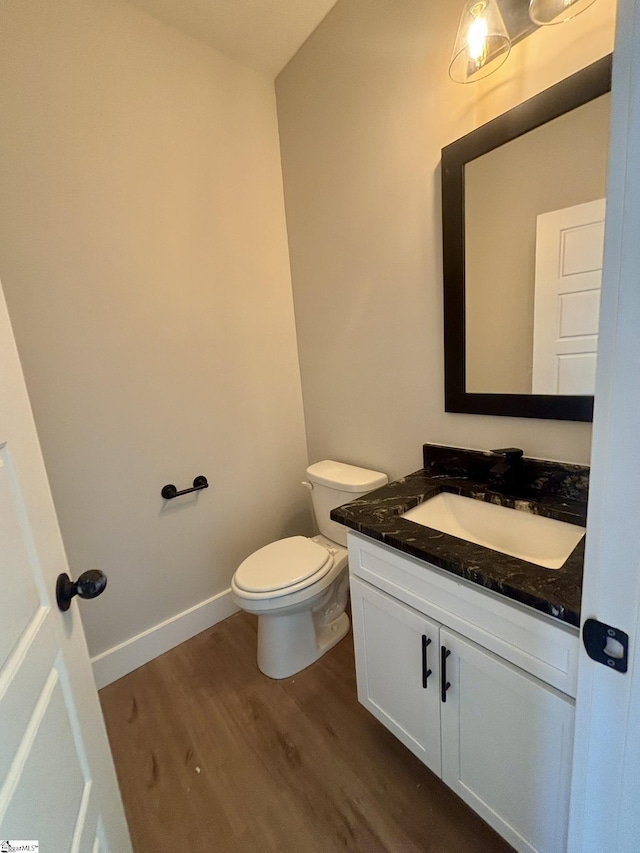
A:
[{"xmin": 305, "ymin": 460, "xmax": 388, "ymax": 546}]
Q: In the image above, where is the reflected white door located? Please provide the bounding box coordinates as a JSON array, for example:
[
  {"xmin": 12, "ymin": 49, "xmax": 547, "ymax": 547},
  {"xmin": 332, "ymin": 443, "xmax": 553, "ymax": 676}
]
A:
[
  {"xmin": 532, "ymin": 198, "xmax": 606, "ymax": 395},
  {"xmin": 0, "ymin": 280, "xmax": 131, "ymax": 852}
]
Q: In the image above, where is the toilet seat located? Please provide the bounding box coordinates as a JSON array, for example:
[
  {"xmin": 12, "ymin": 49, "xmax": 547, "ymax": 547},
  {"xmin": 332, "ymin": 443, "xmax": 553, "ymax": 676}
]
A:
[{"xmin": 233, "ymin": 536, "xmax": 333, "ymax": 597}]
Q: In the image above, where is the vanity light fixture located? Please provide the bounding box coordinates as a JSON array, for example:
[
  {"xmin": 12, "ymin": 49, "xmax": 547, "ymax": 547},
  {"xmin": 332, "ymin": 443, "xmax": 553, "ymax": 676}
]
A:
[
  {"xmin": 449, "ymin": 0, "xmax": 511, "ymax": 84},
  {"xmin": 529, "ymin": 0, "xmax": 598, "ymax": 25},
  {"xmin": 450, "ymin": 0, "xmax": 599, "ymax": 83}
]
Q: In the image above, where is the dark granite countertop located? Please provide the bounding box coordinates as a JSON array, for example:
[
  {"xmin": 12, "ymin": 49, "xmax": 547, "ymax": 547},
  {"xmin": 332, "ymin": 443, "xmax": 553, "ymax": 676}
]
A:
[{"xmin": 331, "ymin": 444, "xmax": 589, "ymax": 627}]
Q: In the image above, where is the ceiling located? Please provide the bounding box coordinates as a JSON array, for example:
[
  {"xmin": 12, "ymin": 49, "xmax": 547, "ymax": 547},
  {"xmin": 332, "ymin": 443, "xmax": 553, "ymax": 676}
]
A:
[{"xmin": 126, "ymin": 0, "xmax": 340, "ymax": 77}]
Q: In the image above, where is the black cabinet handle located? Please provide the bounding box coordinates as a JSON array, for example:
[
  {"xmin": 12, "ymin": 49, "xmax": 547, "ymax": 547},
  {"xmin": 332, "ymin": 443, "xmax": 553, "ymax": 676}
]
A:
[
  {"xmin": 441, "ymin": 646, "xmax": 451, "ymax": 702},
  {"xmin": 56, "ymin": 570, "xmax": 107, "ymax": 612},
  {"xmin": 422, "ymin": 635, "xmax": 432, "ymax": 688}
]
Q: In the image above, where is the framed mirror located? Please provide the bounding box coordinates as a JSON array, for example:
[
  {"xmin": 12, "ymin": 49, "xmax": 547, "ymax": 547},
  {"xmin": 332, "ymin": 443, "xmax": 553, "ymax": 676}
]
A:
[{"xmin": 441, "ymin": 54, "xmax": 612, "ymax": 422}]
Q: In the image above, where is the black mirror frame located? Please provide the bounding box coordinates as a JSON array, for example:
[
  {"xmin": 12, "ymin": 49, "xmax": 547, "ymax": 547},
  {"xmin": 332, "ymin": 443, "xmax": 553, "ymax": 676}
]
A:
[{"xmin": 441, "ymin": 54, "xmax": 612, "ymax": 422}]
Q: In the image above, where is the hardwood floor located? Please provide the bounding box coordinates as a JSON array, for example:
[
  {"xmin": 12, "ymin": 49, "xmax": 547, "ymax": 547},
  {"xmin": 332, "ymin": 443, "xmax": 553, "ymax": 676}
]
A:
[{"xmin": 99, "ymin": 612, "xmax": 515, "ymax": 853}]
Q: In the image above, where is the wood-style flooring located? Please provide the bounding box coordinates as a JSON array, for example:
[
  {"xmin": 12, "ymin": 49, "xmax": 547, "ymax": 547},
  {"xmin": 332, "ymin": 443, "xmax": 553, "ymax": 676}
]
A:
[{"xmin": 99, "ymin": 611, "xmax": 515, "ymax": 853}]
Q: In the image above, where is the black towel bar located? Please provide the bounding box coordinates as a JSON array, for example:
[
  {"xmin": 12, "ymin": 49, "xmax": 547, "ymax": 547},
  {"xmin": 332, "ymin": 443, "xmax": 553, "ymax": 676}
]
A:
[{"xmin": 161, "ymin": 475, "xmax": 208, "ymax": 500}]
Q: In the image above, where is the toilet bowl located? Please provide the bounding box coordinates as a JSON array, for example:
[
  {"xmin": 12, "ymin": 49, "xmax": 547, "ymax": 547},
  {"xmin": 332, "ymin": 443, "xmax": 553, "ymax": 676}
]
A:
[
  {"xmin": 231, "ymin": 460, "xmax": 387, "ymax": 679},
  {"xmin": 232, "ymin": 534, "xmax": 349, "ymax": 679}
]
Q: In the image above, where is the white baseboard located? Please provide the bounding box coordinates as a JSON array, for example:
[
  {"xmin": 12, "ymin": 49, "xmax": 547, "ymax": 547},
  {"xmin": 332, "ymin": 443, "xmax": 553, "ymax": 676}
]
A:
[{"xmin": 91, "ymin": 588, "xmax": 239, "ymax": 689}]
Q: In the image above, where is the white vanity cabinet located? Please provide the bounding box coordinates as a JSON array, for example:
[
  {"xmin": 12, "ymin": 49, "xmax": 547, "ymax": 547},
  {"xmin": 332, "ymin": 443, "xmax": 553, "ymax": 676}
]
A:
[
  {"xmin": 350, "ymin": 577, "xmax": 442, "ymax": 775},
  {"xmin": 348, "ymin": 532, "xmax": 578, "ymax": 853},
  {"xmin": 440, "ymin": 628, "xmax": 574, "ymax": 853}
]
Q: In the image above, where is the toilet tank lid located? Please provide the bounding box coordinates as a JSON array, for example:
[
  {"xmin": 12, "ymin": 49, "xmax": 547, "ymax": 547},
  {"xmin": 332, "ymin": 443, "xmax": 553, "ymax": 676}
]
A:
[{"xmin": 306, "ymin": 460, "xmax": 388, "ymax": 493}]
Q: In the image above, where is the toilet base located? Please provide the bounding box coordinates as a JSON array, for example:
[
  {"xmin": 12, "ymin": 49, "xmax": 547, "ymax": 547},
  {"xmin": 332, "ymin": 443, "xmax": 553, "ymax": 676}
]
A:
[{"xmin": 257, "ymin": 610, "xmax": 350, "ymax": 680}]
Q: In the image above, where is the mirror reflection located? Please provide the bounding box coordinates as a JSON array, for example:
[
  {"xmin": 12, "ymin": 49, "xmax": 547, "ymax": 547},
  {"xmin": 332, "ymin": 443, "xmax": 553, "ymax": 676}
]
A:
[{"xmin": 464, "ymin": 93, "xmax": 610, "ymax": 395}]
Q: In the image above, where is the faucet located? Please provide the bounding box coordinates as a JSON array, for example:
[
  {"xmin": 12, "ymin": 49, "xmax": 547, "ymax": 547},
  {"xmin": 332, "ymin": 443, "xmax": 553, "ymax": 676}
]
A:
[{"xmin": 488, "ymin": 448, "xmax": 524, "ymax": 487}]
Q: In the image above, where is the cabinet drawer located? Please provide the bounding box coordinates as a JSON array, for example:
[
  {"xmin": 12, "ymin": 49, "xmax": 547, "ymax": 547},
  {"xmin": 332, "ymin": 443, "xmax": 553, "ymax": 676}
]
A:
[{"xmin": 348, "ymin": 532, "xmax": 579, "ymax": 697}]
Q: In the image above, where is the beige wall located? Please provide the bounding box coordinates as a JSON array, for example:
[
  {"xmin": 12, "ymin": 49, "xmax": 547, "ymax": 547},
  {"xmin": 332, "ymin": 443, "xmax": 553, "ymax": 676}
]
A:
[
  {"xmin": 0, "ymin": 0, "xmax": 309, "ymax": 657},
  {"xmin": 276, "ymin": 0, "xmax": 616, "ymax": 479},
  {"xmin": 466, "ymin": 94, "xmax": 610, "ymax": 394}
]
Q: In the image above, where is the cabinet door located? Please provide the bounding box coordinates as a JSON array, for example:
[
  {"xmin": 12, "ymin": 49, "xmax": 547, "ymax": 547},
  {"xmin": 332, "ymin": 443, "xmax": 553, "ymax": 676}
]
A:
[
  {"xmin": 350, "ymin": 576, "xmax": 441, "ymax": 775},
  {"xmin": 440, "ymin": 628, "xmax": 574, "ymax": 853}
]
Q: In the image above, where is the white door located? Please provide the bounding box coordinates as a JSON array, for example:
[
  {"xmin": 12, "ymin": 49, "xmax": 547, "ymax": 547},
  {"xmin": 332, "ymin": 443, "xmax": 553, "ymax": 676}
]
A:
[
  {"xmin": 568, "ymin": 1, "xmax": 640, "ymax": 850},
  {"xmin": 350, "ymin": 576, "xmax": 442, "ymax": 775},
  {"xmin": 440, "ymin": 629, "xmax": 574, "ymax": 853},
  {"xmin": 532, "ymin": 198, "xmax": 606, "ymax": 395},
  {"xmin": 0, "ymin": 281, "xmax": 131, "ymax": 851}
]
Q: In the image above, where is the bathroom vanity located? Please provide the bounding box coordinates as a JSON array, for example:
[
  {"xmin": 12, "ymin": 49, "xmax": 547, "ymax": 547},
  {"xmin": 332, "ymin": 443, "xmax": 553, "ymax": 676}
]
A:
[{"xmin": 331, "ymin": 444, "xmax": 589, "ymax": 853}]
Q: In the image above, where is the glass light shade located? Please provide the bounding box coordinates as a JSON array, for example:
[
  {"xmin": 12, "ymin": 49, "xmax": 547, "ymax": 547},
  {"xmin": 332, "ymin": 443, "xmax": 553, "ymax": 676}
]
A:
[
  {"xmin": 529, "ymin": 0, "xmax": 598, "ymax": 25},
  {"xmin": 449, "ymin": 0, "xmax": 511, "ymax": 84}
]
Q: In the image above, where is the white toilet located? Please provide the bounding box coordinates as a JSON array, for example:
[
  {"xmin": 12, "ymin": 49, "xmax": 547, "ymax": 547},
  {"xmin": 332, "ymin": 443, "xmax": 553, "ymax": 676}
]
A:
[{"xmin": 231, "ymin": 460, "xmax": 388, "ymax": 679}]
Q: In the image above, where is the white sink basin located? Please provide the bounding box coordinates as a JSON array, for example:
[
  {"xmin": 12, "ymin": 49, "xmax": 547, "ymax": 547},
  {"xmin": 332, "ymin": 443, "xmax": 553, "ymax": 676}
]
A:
[{"xmin": 401, "ymin": 492, "xmax": 585, "ymax": 569}]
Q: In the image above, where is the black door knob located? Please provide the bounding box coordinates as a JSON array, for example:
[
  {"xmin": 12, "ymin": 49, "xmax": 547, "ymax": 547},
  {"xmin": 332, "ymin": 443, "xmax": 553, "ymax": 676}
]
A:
[{"xmin": 56, "ymin": 570, "xmax": 108, "ymax": 612}]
